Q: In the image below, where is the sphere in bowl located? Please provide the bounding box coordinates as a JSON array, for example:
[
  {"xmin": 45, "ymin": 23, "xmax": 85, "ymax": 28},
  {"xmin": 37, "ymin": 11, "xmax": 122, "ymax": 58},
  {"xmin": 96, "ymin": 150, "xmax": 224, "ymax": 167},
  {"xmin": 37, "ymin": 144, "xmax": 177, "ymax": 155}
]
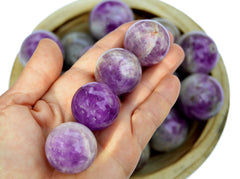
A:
[
  {"xmin": 61, "ymin": 32, "xmax": 95, "ymax": 67},
  {"xmin": 152, "ymin": 17, "xmax": 181, "ymax": 42},
  {"xmin": 19, "ymin": 29, "xmax": 64, "ymax": 66},
  {"xmin": 95, "ymin": 48, "xmax": 142, "ymax": 95},
  {"xmin": 150, "ymin": 107, "xmax": 189, "ymax": 152},
  {"xmin": 89, "ymin": 0, "xmax": 134, "ymax": 39},
  {"xmin": 124, "ymin": 20, "xmax": 170, "ymax": 66},
  {"xmin": 45, "ymin": 122, "xmax": 97, "ymax": 174},
  {"xmin": 178, "ymin": 31, "xmax": 219, "ymax": 74},
  {"xmin": 71, "ymin": 82, "xmax": 120, "ymax": 130},
  {"xmin": 178, "ymin": 73, "xmax": 224, "ymax": 120}
]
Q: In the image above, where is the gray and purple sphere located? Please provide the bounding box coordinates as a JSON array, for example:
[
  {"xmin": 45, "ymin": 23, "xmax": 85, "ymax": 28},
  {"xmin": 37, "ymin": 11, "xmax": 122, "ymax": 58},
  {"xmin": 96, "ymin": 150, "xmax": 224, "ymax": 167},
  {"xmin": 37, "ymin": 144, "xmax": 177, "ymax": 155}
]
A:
[
  {"xmin": 179, "ymin": 73, "xmax": 224, "ymax": 120},
  {"xmin": 95, "ymin": 48, "xmax": 142, "ymax": 95},
  {"xmin": 61, "ymin": 32, "xmax": 95, "ymax": 66},
  {"xmin": 124, "ymin": 20, "xmax": 170, "ymax": 66},
  {"xmin": 71, "ymin": 82, "xmax": 120, "ymax": 130},
  {"xmin": 19, "ymin": 29, "xmax": 64, "ymax": 66},
  {"xmin": 89, "ymin": 0, "xmax": 134, "ymax": 39},
  {"xmin": 45, "ymin": 122, "xmax": 97, "ymax": 174},
  {"xmin": 178, "ymin": 31, "xmax": 219, "ymax": 74},
  {"xmin": 150, "ymin": 107, "xmax": 188, "ymax": 152}
]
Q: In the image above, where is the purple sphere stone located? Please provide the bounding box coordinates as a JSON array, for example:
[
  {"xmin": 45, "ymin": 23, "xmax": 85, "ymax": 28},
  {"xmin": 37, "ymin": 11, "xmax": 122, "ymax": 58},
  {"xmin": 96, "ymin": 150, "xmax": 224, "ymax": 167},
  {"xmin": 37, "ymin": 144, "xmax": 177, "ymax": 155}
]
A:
[
  {"xmin": 89, "ymin": 0, "xmax": 134, "ymax": 39},
  {"xmin": 124, "ymin": 20, "xmax": 170, "ymax": 66},
  {"xmin": 178, "ymin": 31, "xmax": 219, "ymax": 74},
  {"xmin": 179, "ymin": 73, "xmax": 224, "ymax": 120},
  {"xmin": 45, "ymin": 122, "xmax": 97, "ymax": 174},
  {"xmin": 95, "ymin": 48, "xmax": 142, "ymax": 95},
  {"xmin": 71, "ymin": 82, "xmax": 120, "ymax": 130},
  {"xmin": 150, "ymin": 107, "xmax": 188, "ymax": 152},
  {"xmin": 19, "ymin": 29, "xmax": 64, "ymax": 66}
]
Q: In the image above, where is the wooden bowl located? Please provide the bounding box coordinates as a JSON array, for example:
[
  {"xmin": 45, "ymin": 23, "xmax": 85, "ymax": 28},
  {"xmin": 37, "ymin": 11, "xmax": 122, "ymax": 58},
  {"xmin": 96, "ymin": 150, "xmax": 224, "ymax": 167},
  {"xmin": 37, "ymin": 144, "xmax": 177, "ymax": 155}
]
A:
[{"xmin": 9, "ymin": 0, "xmax": 230, "ymax": 178}]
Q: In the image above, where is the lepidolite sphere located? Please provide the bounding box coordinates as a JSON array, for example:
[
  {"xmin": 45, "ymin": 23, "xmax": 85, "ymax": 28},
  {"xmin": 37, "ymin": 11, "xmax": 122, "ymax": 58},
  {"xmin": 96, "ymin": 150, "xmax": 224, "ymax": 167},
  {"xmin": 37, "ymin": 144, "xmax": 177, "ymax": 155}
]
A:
[
  {"xmin": 95, "ymin": 48, "xmax": 142, "ymax": 95},
  {"xmin": 178, "ymin": 31, "xmax": 219, "ymax": 74},
  {"xmin": 179, "ymin": 73, "xmax": 224, "ymax": 120},
  {"xmin": 71, "ymin": 82, "xmax": 120, "ymax": 130},
  {"xmin": 19, "ymin": 29, "xmax": 64, "ymax": 66},
  {"xmin": 45, "ymin": 122, "xmax": 97, "ymax": 174},
  {"xmin": 61, "ymin": 32, "xmax": 95, "ymax": 67},
  {"xmin": 150, "ymin": 107, "xmax": 188, "ymax": 152},
  {"xmin": 124, "ymin": 20, "xmax": 170, "ymax": 66},
  {"xmin": 89, "ymin": 0, "xmax": 134, "ymax": 39}
]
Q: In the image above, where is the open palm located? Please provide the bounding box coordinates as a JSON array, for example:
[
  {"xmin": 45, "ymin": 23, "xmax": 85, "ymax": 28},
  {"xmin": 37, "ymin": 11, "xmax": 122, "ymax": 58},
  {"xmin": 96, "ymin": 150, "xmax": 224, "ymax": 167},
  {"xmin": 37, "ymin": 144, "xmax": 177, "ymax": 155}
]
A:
[{"xmin": 0, "ymin": 22, "xmax": 184, "ymax": 179}]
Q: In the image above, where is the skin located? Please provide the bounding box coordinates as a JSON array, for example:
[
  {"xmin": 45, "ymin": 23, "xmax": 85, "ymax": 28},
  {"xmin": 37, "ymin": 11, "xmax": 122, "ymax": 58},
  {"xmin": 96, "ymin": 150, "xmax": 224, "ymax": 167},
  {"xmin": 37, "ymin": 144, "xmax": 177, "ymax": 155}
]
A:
[{"xmin": 0, "ymin": 22, "xmax": 184, "ymax": 179}]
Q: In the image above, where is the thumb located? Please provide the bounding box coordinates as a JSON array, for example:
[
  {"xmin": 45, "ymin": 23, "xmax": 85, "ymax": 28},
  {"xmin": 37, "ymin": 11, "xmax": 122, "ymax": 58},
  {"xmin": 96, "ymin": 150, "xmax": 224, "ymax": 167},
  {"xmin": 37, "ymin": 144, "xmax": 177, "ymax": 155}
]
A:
[{"xmin": 6, "ymin": 38, "xmax": 63, "ymax": 106}]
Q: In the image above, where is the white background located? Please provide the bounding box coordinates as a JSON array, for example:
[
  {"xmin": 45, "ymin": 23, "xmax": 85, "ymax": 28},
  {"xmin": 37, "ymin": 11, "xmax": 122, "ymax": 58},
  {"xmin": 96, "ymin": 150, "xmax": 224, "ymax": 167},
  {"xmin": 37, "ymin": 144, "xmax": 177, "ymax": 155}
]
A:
[{"xmin": 0, "ymin": 0, "xmax": 239, "ymax": 178}]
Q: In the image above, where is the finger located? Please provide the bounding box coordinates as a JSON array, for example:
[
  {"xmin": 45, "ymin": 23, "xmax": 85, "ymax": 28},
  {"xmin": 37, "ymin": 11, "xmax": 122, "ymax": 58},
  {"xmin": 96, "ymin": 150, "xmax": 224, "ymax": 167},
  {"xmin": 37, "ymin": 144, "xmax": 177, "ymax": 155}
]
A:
[
  {"xmin": 131, "ymin": 74, "xmax": 181, "ymax": 149},
  {"xmin": 7, "ymin": 39, "xmax": 63, "ymax": 105},
  {"xmin": 122, "ymin": 43, "xmax": 184, "ymax": 114},
  {"xmin": 42, "ymin": 22, "xmax": 136, "ymax": 121}
]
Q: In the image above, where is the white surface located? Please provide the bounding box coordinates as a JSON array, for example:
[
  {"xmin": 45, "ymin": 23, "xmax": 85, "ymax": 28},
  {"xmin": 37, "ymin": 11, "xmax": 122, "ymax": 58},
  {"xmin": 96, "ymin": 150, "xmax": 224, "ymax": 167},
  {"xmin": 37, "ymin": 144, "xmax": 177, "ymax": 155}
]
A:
[{"xmin": 0, "ymin": 0, "xmax": 239, "ymax": 178}]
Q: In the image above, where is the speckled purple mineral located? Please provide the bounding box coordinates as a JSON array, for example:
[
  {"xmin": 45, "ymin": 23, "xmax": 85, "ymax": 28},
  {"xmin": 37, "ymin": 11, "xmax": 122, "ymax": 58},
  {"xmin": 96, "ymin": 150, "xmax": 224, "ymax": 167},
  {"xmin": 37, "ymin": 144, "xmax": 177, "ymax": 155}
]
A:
[
  {"xmin": 95, "ymin": 48, "xmax": 142, "ymax": 95},
  {"xmin": 124, "ymin": 20, "xmax": 170, "ymax": 66},
  {"xmin": 45, "ymin": 122, "xmax": 97, "ymax": 174},
  {"xmin": 89, "ymin": 0, "xmax": 134, "ymax": 39},
  {"xmin": 71, "ymin": 82, "xmax": 120, "ymax": 130},
  {"xmin": 178, "ymin": 73, "xmax": 224, "ymax": 120},
  {"xmin": 150, "ymin": 107, "xmax": 188, "ymax": 152},
  {"xmin": 178, "ymin": 31, "xmax": 219, "ymax": 74},
  {"xmin": 61, "ymin": 32, "xmax": 95, "ymax": 67}
]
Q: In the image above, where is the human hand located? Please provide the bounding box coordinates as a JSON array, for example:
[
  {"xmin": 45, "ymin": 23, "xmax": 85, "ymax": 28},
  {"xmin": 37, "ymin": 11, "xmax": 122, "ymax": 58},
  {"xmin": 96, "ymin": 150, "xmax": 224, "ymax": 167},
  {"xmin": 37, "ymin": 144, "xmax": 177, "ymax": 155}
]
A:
[{"xmin": 0, "ymin": 22, "xmax": 184, "ymax": 179}]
